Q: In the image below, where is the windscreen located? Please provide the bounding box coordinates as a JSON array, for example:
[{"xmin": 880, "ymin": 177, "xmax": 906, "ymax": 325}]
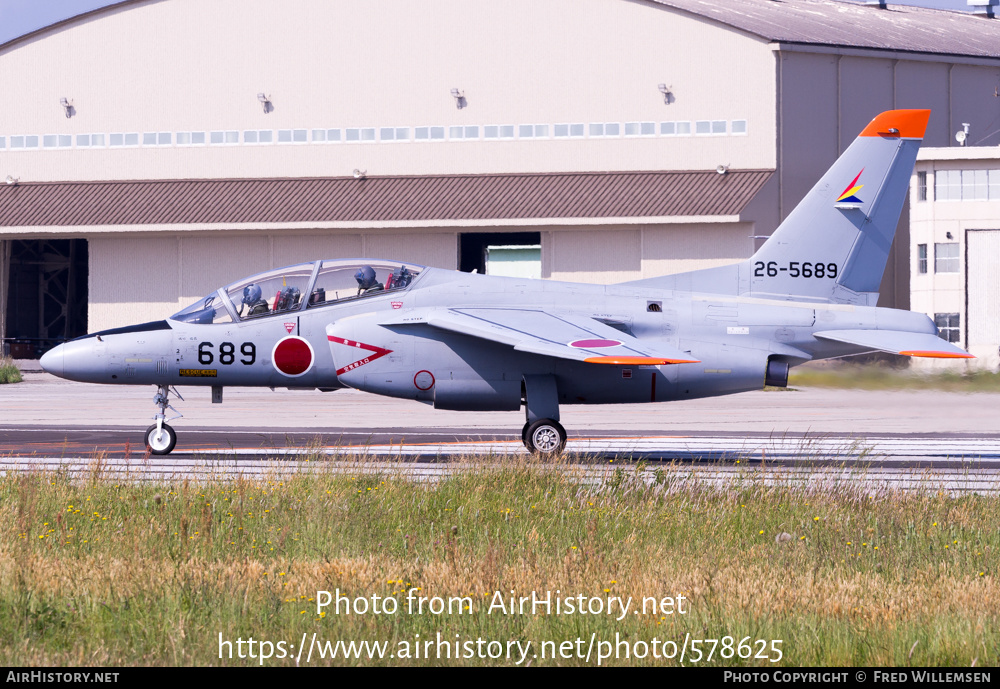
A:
[{"xmin": 170, "ymin": 293, "xmax": 233, "ymax": 324}]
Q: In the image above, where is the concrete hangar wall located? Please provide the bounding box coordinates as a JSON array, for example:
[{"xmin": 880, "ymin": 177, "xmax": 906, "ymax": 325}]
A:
[{"xmin": 1, "ymin": 0, "xmax": 1000, "ymax": 345}]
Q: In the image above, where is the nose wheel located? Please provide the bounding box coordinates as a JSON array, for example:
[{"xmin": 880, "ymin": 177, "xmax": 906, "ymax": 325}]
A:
[
  {"xmin": 522, "ymin": 418, "xmax": 567, "ymax": 456},
  {"xmin": 145, "ymin": 423, "xmax": 177, "ymax": 455},
  {"xmin": 146, "ymin": 384, "xmax": 184, "ymax": 455}
]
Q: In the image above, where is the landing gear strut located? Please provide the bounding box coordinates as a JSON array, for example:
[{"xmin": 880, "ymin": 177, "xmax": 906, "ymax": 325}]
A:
[
  {"xmin": 145, "ymin": 385, "xmax": 183, "ymax": 455},
  {"xmin": 521, "ymin": 374, "xmax": 567, "ymax": 456}
]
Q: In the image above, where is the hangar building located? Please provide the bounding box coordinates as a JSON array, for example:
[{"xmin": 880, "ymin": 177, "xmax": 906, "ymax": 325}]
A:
[
  {"xmin": 2, "ymin": 0, "xmax": 999, "ymax": 355},
  {"xmin": 910, "ymin": 145, "xmax": 1000, "ymax": 370}
]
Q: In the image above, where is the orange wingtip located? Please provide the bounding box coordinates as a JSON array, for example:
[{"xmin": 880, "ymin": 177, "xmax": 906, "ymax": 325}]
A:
[
  {"xmin": 899, "ymin": 350, "xmax": 975, "ymax": 359},
  {"xmin": 584, "ymin": 356, "xmax": 700, "ymax": 365},
  {"xmin": 859, "ymin": 109, "xmax": 930, "ymax": 139}
]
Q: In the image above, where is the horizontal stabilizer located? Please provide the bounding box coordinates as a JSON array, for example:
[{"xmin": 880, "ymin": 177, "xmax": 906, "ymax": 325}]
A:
[
  {"xmin": 385, "ymin": 307, "xmax": 699, "ymax": 365},
  {"xmin": 813, "ymin": 330, "xmax": 974, "ymax": 359}
]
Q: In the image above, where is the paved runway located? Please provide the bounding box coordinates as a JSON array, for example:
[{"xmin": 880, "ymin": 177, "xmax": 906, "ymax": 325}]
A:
[{"xmin": 3, "ymin": 369, "xmax": 1000, "ymax": 491}]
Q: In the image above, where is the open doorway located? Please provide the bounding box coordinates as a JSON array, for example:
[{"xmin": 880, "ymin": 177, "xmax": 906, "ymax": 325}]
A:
[
  {"xmin": 459, "ymin": 232, "xmax": 541, "ymax": 276},
  {"xmin": 3, "ymin": 239, "xmax": 88, "ymax": 358}
]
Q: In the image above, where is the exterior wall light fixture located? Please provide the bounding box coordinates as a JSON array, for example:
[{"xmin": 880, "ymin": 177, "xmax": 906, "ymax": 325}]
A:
[{"xmin": 450, "ymin": 88, "xmax": 467, "ymax": 109}]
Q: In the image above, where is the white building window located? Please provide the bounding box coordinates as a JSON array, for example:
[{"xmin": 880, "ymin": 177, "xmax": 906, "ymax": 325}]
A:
[
  {"xmin": 731, "ymin": 120, "xmax": 748, "ymax": 135},
  {"xmin": 934, "ymin": 313, "xmax": 960, "ymax": 343},
  {"xmin": 414, "ymin": 126, "xmax": 445, "ymax": 141},
  {"xmin": 177, "ymin": 132, "xmax": 205, "ymax": 145},
  {"xmin": 935, "ymin": 170, "xmax": 961, "ymax": 201},
  {"xmin": 109, "ymin": 133, "xmax": 139, "ymax": 147},
  {"xmin": 590, "ymin": 123, "xmax": 621, "ymax": 137},
  {"xmin": 934, "ymin": 242, "xmax": 959, "ymax": 273},
  {"xmin": 43, "ymin": 134, "xmax": 72, "ymax": 148},
  {"xmin": 210, "ymin": 131, "xmax": 237, "ymax": 145},
  {"xmin": 624, "ymin": 122, "xmax": 655, "ymax": 136},
  {"xmin": 965, "ymin": 169, "xmax": 989, "ymax": 200},
  {"xmin": 711, "ymin": 120, "xmax": 726, "ymax": 134},
  {"xmin": 0, "ymin": 136, "xmax": 5, "ymax": 148},
  {"xmin": 449, "ymin": 126, "xmax": 479, "ymax": 140},
  {"xmin": 344, "ymin": 128, "xmax": 375, "ymax": 142},
  {"xmin": 11, "ymin": 135, "xmax": 39, "ymax": 148},
  {"xmin": 695, "ymin": 120, "xmax": 711, "ymax": 134},
  {"xmin": 484, "ymin": 125, "xmax": 515, "ymax": 139},
  {"xmin": 554, "ymin": 123, "xmax": 584, "ymax": 138},
  {"xmin": 380, "ymin": 127, "xmax": 410, "ymax": 141},
  {"xmin": 245, "ymin": 130, "xmax": 274, "ymax": 144},
  {"xmin": 917, "ymin": 244, "xmax": 927, "ymax": 274}
]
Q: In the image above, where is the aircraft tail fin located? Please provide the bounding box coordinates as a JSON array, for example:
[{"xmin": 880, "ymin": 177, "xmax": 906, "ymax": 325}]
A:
[
  {"xmin": 747, "ymin": 109, "xmax": 929, "ymax": 304},
  {"xmin": 617, "ymin": 110, "xmax": 928, "ymax": 305}
]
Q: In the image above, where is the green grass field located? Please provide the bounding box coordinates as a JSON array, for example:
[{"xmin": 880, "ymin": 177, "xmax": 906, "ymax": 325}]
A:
[
  {"xmin": 0, "ymin": 357, "xmax": 22, "ymax": 384},
  {"xmin": 790, "ymin": 363, "xmax": 1000, "ymax": 392},
  {"xmin": 1, "ymin": 458, "xmax": 997, "ymax": 666}
]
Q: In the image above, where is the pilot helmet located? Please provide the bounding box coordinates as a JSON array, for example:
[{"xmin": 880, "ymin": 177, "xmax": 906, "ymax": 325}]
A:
[
  {"xmin": 355, "ymin": 266, "xmax": 377, "ymax": 290},
  {"xmin": 242, "ymin": 283, "xmax": 262, "ymax": 305}
]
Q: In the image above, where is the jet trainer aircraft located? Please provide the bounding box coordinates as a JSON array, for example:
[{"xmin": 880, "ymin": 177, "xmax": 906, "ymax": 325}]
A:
[{"xmin": 41, "ymin": 109, "xmax": 972, "ymax": 455}]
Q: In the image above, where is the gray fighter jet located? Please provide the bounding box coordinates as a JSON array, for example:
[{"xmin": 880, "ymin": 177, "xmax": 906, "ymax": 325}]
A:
[{"xmin": 41, "ymin": 109, "xmax": 971, "ymax": 455}]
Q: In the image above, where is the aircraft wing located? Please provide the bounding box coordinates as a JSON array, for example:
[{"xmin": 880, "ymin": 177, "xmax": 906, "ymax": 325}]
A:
[
  {"xmin": 813, "ymin": 330, "xmax": 974, "ymax": 358},
  {"xmin": 384, "ymin": 307, "xmax": 699, "ymax": 365}
]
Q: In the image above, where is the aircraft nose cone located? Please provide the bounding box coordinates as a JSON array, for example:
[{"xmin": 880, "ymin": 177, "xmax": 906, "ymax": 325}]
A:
[
  {"xmin": 39, "ymin": 344, "xmax": 64, "ymax": 377},
  {"xmin": 40, "ymin": 338, "xmax": 102, "ymax": 382}
]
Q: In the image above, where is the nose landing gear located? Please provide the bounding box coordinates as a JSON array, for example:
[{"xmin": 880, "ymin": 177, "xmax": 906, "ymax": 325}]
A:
[{"xmin": 145, "ymin": 385, "xmax": 184, "ymax": 455}]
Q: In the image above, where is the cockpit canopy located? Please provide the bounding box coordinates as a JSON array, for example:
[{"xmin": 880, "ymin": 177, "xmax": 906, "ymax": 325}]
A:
[{"xmin": 170, "ymin": 259, "xmax": 423, "ymax": 324}]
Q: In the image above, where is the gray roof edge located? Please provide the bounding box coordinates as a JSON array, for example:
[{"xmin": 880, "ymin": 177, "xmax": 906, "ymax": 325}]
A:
[
  {"xmin": 0, "ymin": 0, "xmax": 163, "ymax": 56},
  {"xmin": 647, "ymin": 0, "xmax": 1000, "ymax": 61},
  {"xmin": 771, "ymin": 40, "xmax": 1000, "ymax": 66}
]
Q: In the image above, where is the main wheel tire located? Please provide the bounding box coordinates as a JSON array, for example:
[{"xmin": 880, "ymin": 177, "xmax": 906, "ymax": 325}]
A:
[
  {"xmin": 145, "ymin": 423, "xmax": 177, "ymax": 455},
  {"xmin": 525, "ymin": 418, "xmax": 567, "ymax": 456}
]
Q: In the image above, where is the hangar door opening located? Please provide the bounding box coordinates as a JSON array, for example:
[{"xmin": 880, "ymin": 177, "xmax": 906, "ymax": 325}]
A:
[
  {"xmin": 966, "ymin": 229, "xmax": 1000, "ymax": 368},
  {"xmin": 2, "ymin": 239, "xmax": 89, "ymax": 358},
  {"xmin": 459, "ymin": 232, "xmax": 541, "ymax": 278}
]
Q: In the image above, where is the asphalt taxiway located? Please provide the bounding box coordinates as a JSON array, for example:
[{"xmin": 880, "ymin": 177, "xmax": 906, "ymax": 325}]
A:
[{"xmin": 3, "ymin": 367, "xmax": 1000, "ymax": 490}]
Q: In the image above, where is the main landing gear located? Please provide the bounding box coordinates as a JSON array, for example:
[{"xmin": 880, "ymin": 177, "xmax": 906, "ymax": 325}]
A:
[
  {"xmin": 145, "ymin": 384, "xmax": 184, "ymax": 455},
  {"xmin": 521, "ymin": 374, "xmax": 567, "ymax": 456}
]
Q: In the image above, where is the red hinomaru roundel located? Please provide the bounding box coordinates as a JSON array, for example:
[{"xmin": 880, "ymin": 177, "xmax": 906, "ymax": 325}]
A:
[{"xmin": 272, "ymin": 336, "xmax": 314, "ymax": 377}]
